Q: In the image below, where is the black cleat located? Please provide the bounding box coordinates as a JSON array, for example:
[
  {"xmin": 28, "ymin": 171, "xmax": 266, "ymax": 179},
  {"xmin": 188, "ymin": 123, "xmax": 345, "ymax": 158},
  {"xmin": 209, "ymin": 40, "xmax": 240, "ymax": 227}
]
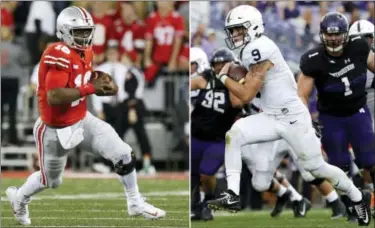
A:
[
  {"xmin": 327, "ymin": 199, "xmax": 346, "ymax": 220},
  {"xmin": 201, "ymin": 203, "xmax": 214, "ymax": 221},
  {"xmin": 270, "ymin": 190, "xmax": 292, "ymax": 217},
  {"xmin": 207, "ymin": 190, "xmax": 241, "ymax": 213},
  {"xmin": 190, "ymin": 210, "xmax": 201, "ymax": 221},
  {"xmin": 341, "ymin": 194, "xmax": 357, "ymax": 222},
  {"xmin": 292, "ymin": 197, "xmax": 311, "ymax": 218},
  {"xmin": 354, "ymin": 190, "xmax": 371, "ymax": 226}
]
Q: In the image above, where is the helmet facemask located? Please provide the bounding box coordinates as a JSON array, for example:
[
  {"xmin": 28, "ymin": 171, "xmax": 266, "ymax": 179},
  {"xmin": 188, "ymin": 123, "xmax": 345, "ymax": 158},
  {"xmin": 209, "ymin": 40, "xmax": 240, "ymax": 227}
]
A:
[
  {"xmin": 58, "ymin": 25, "xmax": 95, "ymax": 51},
  {"xmin": 320, "ymin": 30, "xmax": 348, "ymax": 53},
  {"xmin": 70, "ymin": 27, "xmax": 95, "ymax": 50},
  {"xmin": 225, "ymin": 22, "xmax": 251, "ymax": 50}
]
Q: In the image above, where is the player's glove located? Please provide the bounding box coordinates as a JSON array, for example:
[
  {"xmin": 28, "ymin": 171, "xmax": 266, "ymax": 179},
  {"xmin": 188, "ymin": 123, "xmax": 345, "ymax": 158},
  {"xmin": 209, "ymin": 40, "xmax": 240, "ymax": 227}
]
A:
[{"xmin": 312, "ymin": 120, "xmax": 323, "ymax": 138}]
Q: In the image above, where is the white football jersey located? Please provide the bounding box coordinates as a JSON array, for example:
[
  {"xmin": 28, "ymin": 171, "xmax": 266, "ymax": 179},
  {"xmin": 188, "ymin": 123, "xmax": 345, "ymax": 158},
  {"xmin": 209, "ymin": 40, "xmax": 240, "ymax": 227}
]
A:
[{"xmin": 240, "ymin": 36, "xmax": 305, "ymax": 115}]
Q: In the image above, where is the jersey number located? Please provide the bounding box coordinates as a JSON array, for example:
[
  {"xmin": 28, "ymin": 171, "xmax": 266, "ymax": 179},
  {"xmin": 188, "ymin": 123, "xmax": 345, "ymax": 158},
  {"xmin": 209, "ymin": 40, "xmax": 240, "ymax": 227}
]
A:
[
  {"xmin": 55, "ymin": 44, "xmax": 71, "ymax": 54},
  {"xmin": 71, "ymin": 72, "xmax": 92, "ymax": 107},
  {"xmin": 341, "ymin": 77, "xmax": 353, "ymax": 96},
  {"xmin": 154, "ymin": 26, "xmax": 174, "ymax": 45},
  {"xmin": 201, "ymin": 91, "xmax": 225, "ymax": 113},
  {"xmin": 252, "ymin": 49, "xmax": 261, "ymax": 61}
]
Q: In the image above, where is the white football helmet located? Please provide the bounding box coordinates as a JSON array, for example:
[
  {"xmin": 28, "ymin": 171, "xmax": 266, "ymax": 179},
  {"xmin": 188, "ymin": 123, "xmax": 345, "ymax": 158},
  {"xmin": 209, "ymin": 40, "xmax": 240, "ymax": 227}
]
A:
[
  {"xmin": 56, "ymin": 6, "xmax": 95, "ymax": 50},
  {"xmin": 349, "ymin": 20, "xmax": 374, "ymax": 37},
  {"xmin": 190, "ymin": 47, "xmax": 210, "ymax": 77},
  {"xmin": 224, "ymin": 5, "xmax": 264, "ymax": 50}
]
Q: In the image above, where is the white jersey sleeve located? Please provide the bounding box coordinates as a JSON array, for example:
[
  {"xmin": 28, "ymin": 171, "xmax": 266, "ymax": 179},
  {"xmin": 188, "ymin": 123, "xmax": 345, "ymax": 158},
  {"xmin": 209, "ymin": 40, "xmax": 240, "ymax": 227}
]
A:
[
  {"xmin": 240, "ymin": 36, "xmax": 305, "ymax": 114},
  {"xmin": 240, "ymin": 37, "xmax": 277, "ymax": 68}
]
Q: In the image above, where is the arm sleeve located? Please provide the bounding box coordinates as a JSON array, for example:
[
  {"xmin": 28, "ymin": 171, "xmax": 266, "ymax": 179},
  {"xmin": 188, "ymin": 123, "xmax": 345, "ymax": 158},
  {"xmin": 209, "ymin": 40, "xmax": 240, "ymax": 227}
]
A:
[
  {"xmin": 45, "ymin": 68, "xmax": 70, "ymax": 91},
  {"xmin": 145, "ymin": 16, "xmax": 153, "ymax": 40},
  {"xmin": 299, "ymin": 52, "xmax": 316, "ymax": 78},
  {"xmin": 353, "ymin": 36, "xmax": 371, "ymax": 63}
]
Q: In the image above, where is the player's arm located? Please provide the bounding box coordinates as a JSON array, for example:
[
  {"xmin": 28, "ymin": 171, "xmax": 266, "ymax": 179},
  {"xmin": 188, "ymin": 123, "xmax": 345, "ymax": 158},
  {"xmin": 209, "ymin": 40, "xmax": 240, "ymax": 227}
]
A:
[
  {"xmin": 46, "ymin": 69, "xmax": 111, "ymax": 106},
  {"xmin": 168, "ymin": 16, "xmax": 185, "ymax": 71},
  {"xmin": 367, "ymin": 51, "xmax": 374, "ymax": 73},
  {"xmin": 190, "ymin": 76, "xmax": 207, "ymax": 90},
  {"xmin": 220, "ymin": 60, "xmax": 273, "ymax": 103},
  {"xmin": 229, "ymin": 92, "xmax": 244, "ymax": 108},
  {"xmin": 45, "ymin": 69, "xmax": 84, "ymax": 106},
  {"xmin": 297, "ymin": 73, "xmax": 314, "ymax": 106}
]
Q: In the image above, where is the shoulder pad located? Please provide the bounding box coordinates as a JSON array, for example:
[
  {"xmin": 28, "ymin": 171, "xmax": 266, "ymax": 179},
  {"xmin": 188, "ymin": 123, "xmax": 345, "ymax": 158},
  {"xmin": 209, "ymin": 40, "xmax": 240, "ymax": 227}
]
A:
[
  {"xmin": 241, "ymin": 37, "xmax": 277, "ymax": 69},
  {"xmin": 42, "ymin": 43, "xmax": 73, "ymax": 73}
]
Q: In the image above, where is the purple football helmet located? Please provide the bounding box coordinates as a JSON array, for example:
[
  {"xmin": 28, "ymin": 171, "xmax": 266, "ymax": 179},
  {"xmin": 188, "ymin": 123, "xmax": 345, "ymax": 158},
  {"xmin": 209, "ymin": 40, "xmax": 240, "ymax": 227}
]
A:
[{"xmin": 320, "ymin": 12, "xmax": 349, "ymax": 53}]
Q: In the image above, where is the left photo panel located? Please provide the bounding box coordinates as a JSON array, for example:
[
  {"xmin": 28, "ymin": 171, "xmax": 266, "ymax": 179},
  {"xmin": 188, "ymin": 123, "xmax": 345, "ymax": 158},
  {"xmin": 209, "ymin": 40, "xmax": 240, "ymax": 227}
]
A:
[{"xmin": 0, "ymin": 1, "xmax": 190, "ymax": 227}]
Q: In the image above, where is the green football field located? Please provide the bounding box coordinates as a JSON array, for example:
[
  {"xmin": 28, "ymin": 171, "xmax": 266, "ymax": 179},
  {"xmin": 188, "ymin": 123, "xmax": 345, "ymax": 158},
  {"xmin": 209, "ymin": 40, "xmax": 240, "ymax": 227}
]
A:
[
  {"xmin": 1, "ymin": 177, "xmax": 189, "ymax": 228},
  {"xmin": 191, "ymin": 209, "xmax": 374, "ymax": 228}
]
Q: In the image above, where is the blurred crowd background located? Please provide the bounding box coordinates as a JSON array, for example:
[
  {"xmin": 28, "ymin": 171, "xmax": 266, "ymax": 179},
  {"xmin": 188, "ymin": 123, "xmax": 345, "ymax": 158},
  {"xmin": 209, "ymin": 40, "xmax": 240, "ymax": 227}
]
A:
[
  {"xmin": 1, "ymin": 1, "xmax": 189, "ymax": 175},
  {"xmin": 191, "ymin": 1, "xmax": 374, "ymax": 209}
]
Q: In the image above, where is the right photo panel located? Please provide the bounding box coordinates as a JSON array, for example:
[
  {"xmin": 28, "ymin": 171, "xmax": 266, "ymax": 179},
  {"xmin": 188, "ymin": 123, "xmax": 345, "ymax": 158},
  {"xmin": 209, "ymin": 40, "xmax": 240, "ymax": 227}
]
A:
[{"xmin": 190, "ymin": 1, "xmax": 375, "ymax": 227}]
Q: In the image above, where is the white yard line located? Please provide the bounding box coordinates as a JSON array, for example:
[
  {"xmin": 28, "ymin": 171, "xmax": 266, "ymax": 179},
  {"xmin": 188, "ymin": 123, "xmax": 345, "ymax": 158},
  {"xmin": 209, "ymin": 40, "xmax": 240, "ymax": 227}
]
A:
[
  {"xmin": 3, "ymin": 226, "xmax": 186, "ymax": 228},
  {"xmin": 1, "ymin": 191, "xmax": 188, "ymax": 201},
  {"xmin": 22, "ymin": 209, "xmax": 186, "ymax": 213},
  {"xmin": 2, "ymin": 217, "xmax": 186, "ymax": 221}
]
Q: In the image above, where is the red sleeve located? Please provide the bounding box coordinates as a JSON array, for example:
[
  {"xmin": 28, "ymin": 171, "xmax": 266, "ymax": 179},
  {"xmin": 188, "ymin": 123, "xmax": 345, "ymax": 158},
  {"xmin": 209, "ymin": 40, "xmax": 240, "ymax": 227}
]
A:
[
  {"xmin": 174, "ymin": 15, "xmax": 185, "ymax": 37},
  {"xmin": 145, "ymin": 16, "xmax": 154, "ymax": 40},
  {"xmin": 43, "ymin": 44, "xmax": 73, "ymax": 73},
  {"xmin": 45, "ymin": 68, "xmax": 70, "ymax": 91},
  {"xmin": 134, "ymin": 23, "xmax": 146, "ymax": 50}
]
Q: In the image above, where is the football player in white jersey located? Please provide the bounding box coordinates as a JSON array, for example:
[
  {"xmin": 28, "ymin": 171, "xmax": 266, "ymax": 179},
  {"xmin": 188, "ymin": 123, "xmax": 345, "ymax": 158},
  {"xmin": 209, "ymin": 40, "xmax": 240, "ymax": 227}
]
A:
[
  {"xmin": 206, "ymin": 5, "xmax": 370, "ymax": 225},
  {"xmin": 349, "ymin": 19, "xmax": 375, "ymax": 216}
]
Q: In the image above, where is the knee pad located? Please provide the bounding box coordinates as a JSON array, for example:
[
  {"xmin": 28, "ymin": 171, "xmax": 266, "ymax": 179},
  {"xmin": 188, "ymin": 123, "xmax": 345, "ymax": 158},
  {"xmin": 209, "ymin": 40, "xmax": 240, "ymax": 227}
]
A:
[
  {"xmin": 308, "ymin": 178, "xmax": 325, "ymax": 187},
  {"xmin": 48, "ymin": 177, "xmax": 63, "ymax": 189},
  {"xmin": 298, "ymin": 155, "xmax": 325, "ymax": 171},
  {"xmin": 300, "ymin": 169, "xmax": 315, "ymax": 182},
  {"xmin": 114, "ymin": 151, "xmax": 136, "ymax": 175},
  {"xmin": 252, "ymin": 172, "xmax": 273, "ymax": 192}
]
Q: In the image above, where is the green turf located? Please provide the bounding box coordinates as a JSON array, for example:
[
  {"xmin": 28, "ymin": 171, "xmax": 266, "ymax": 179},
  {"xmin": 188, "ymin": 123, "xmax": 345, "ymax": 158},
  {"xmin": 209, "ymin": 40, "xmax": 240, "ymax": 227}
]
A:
[
  {"xmin": 1, "ymin": 178, "xmax": 189, "ymax": 228},
  {"xmin": 191, "ymin": 209, "xmax": 374, "ymax": 228}
]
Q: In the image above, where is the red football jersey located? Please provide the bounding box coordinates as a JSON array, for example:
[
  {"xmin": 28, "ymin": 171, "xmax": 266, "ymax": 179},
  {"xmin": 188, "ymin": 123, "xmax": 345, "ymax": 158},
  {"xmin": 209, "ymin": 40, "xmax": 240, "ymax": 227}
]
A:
[
  {"xmin": 38, "ymin": 42, "xmax": 94, "ymax": 127},
  {"xmin": 110, "ymin": 19, "xmax": 145, "ymax": 62},
  {"xmin": 91, "ymin": 14, "xmax": 113, "ymax": 55},
  {"xmin": 145, "ymin": 11, "xmax": 185, "ymax": 63},
  {"xmin": 1, "ymin": 7, "xmax": 14, "ymax": 28}
]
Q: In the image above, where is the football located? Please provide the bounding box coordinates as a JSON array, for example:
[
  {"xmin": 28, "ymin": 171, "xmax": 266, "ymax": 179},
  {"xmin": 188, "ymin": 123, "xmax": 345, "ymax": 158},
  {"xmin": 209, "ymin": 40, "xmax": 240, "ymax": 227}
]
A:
[
  {"xmin": 228, "ymin": 63, "xmax": 247, "ymax": 84},
  {"xmin": 92, "ymin": 71, "xmax": 113, "ymax": 83},
  {"xmin": 91, "ymin": 71, "xmax": 118, "ymax": 96}
]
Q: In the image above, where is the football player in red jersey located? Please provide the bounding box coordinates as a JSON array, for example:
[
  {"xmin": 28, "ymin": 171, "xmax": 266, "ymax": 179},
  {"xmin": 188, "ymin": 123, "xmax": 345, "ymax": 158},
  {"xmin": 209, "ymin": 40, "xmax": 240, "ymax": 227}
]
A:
[
  {"xmin": 110, "ymin": 2, "xmax": 145, "ymax": 68},
  {"xmin": 90, "ymin": 1, "xmax": 113, "ymax": 65},
  {"xmin": 143, "ymin": 1, "xmax": 187, "ymax": 82},
  {"xmin": 5, "ymin": 6, "xmax": 166, "ymax": 226}
]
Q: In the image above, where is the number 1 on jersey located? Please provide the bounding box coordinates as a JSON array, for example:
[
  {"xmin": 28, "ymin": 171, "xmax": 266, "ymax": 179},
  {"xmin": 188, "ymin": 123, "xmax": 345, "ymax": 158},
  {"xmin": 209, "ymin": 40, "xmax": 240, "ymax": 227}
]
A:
[{"xmin": 341, "ymin": 77, "xmax": 353, "ymax": 96}]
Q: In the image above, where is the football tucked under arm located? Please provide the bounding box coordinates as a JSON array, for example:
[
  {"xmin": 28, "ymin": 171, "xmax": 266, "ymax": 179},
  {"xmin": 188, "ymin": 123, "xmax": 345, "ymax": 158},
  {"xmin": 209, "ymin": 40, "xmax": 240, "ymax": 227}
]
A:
[
  {"xmin": 91, "ymin": 71, "xmax": 118, "ymax": 96},
  {"xmin": 228, "ymin": 63, "xmax": 247, "ymax": 84}
]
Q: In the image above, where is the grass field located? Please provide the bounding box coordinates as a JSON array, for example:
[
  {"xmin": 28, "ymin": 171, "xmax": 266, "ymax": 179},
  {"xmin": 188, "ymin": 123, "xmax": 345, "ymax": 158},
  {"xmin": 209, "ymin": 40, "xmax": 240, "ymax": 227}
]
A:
[
  {"xmin": 191, "ymin": 209, "xmax": 374, "ymax": 228},
  {"xmin": 1, "ymin": 175, "xmax": 189, "ymax": 228}
]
